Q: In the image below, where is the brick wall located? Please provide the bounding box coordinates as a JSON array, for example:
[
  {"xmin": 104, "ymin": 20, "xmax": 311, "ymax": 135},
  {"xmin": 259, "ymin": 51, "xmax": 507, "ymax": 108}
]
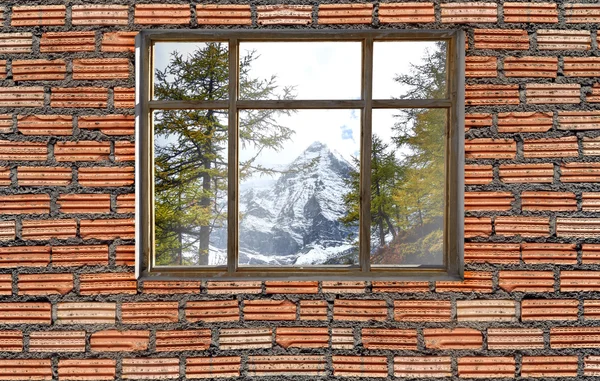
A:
[{"xmin": 0, "ymin": 1, "xmax": 599, "ymax": 379}]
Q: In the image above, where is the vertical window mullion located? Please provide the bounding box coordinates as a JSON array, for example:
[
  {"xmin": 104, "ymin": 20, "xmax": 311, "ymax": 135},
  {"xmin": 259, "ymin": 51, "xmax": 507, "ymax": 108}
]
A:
[
  {"xmin": 360, "ymin": 37, "xmax": 374, "ymax": 274},
  {"xmin": 228, "ymin": 38, "xmax": 239, "ymax": 274}
]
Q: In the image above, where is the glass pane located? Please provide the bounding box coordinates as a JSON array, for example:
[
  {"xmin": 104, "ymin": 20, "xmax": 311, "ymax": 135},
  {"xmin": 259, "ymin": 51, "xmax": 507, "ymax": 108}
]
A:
[
  {"xmin": 373, "ymin": 41, "xmax": 447, "ymax": 99},
  {"xmin": 238, "ymin": 42, "xmax": 361, "ymax": 100},
  {"xmin": 238, "ymin": 109, "xmax": 360, "ymax": 266},
  {"xmin": 370, "ymin": 108, "xmax": 447, "ymax": 266},
  {"xmin": 153, "ymin": 42, "xmax": 228, "ymax": 101},
  {"xmin": 153, "ymin": 109, "xmax": 228, "ymax": 267}
]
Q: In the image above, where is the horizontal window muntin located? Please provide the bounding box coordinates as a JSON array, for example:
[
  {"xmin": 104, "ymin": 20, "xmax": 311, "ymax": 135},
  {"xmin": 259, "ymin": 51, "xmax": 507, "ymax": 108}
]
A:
[{"xmin": 136, "ymin": 29, "xmax": 465, "ymax": 280}]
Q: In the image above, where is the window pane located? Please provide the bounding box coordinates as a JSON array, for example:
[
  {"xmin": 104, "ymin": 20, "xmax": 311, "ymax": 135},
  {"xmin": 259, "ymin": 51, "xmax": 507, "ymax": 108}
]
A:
[
  {"xmin": 153, "ymin": 42, "xmax": 229, "ymax": 101},
  {"xmin": 238, "ymin": 109, "xmax": 360, "ymax": 266},
  {"xmin": 153, "ymin": 109, "xmax": 228, "ymax": 267},
  {"xmin": 238, "ymin": 42, "xmax": 361, "ymax": 100},
  {"xmin": 370, "ymin": 108, "xmax": 447, "ymax": 266},
  {"xmin": 373, "ymin": 41, "xmax": 447, "ymax": 99}
]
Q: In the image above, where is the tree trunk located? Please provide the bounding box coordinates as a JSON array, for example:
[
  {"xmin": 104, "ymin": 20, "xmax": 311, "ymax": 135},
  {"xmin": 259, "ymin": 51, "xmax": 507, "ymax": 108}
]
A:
[{"xmin": 197, "ymin": 108, "xmax": 215, "ymax": 266}]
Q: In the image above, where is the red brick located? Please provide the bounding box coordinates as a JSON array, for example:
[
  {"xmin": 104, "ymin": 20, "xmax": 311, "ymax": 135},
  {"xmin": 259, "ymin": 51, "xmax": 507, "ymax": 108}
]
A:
[
  {"xmin": 0, "ymin": 87, "xmax": 44, "ymax": 107},
  {"xmin": 586, "ymin": 83, "xmax": 600, "ymax": 103},
  {"xmin": 465, "ymin": 164, "xmax": 493, "ymax": 185},
  {"xmin": 135, "ymin": 4, "xmax": 190, "ymax": 25},
  {"xmin": 551, "ymin": 327, "xmax": 600, "ymax": 348},
  {"xmin": 79, "ymin": 272, "xmax": 136, "ymax": 295},
  {"xmin": 0, "ymin": 302, "xmax": 51, "ymax": 324},
  {"xmin": 58, "ymin": 194, "xmax": 110, "ymax": 214},
  {"xmin": 394, "ymin": 300, "xmax": 451, "ymax": 322},
  {"xmin": 300, "ymin": 300, "xmax": 327, "ymax": 320},
  {"xmin": 22, "ymin": 219, "xmax": 76, "ymax": 240},
  {"xmin": 465, "ymin": 191, "xmax": 513, "ymax": 211},
  {"xmin": 457, "ymin": 300, "xmax": 516, "ymax": 322},
  {"xmin": 559, "ymin": 111, "xmax": 600, "ymax": 130},
  {"xmin": 458, "ymin": 357, "xmax": 515, "ymax": 378},
  {"xmin": 583, "ymin": 194, "xmax": 600, "ymax": 212},
  {"xmin": 521, "ymin": 299, "xmax": 578, "ymax": 321},
  {"xmin": 521, "ymin": 356, "xmax": 578, "ymax": 378},
  {"xmin": 115, "ymin": 141, "xmax": 135, "ymax": 162},
  {"xmin": 244, "ymin": 300, "xmax": 296, "ymax": 321},
  {"xmin": 220, "ymin": 328, "xmax": 273, "ymax": 349},
  {"xmin": 143, "ymin": 281, "xmax": 200, "ymax": 294},
  {"xmin": 156, "ymin": 329, "xmax": 211, "ymax": 352},
  {"xmin": 122, "ymin": 302, "xmax": 178, "ymax": 324},
  {"xmin": 504, "ymin": 56, "xmax": 557, "ymax": 78},
  {"xmin": 537, "ymin": 29, "xmax": 591, "ymax": 50},
  {"xmin": 78, "ymin": 166, "xmax": 134, "ymax": 187},
  {"xmin": 12, "ymin": 59, "xmax": 66, "ymax": 81},
  {"xmin": 115, "ymin": 245, "xmax": 135, "ymax": 266},
  {"xmin": 560, "ymin": 163, "xmax": 600, "ymax": 183},
  {"xmin": 54, "ymin": 141, "xmax": 110, "ymax": 162},
  {"xmin": 12, "ymin": 5, "xmax": 65, "ymax": 26},
  {"xmin": 114, "ymin": 87, "xmax": 134, "ymax": 108},
  {"xmin": 265, "ymin": 281, "xmax": 318, "ymax": 294},
  {"xmin": 332, "ymin": 328, "xmax": 353, "ymax": 349},
  {"xmin": 583, "ymin": 137, "xmax": 600, "ymax": 156},
  {"xmin": 362, "ymin": 328, "xmax": 417, "ymax": 350},
  {"xmin": 0, "ymin": 221, "xmax": 15, "ymax": 241},
  {"xmin": 334, "ymin": 299, "xmax": 387, "ymax": 321},
  {"xmin": 465, "ymin": 56, "xmax": 497, "ymax": 78},
  {"xmin": 102, "ymin": 32, "xmax": 137, "ymax": 53},
  {"xmin": 464, "ymin": 217, "xmax": 492, "ymax": 238},
  {"xmin": 437, "ymin": 271, "xmax": 493, "ymax": 293},
  {"xmin": 499, "ymin": 163, "xmax": 554, "ymax": 183},
  {"xmin": 257, "ymin": 5, "xmax": 312, "ymax": 25},
  {"xmin": 586, "ymin": 356, "xmax": 600, "ymax": 376},
  {"xmin": 495, "ymin": 216, "xmax": 550, "ymax": 237},
  {"xmin": 565, "ymin": 3, "xmax": 600, "ymax": 23},
  {"xmin": 0, "ymin": 114, "xmax": 10, "ymax": 133},
  {"xmin": 318, "ymin": 4, "xmax": 372, "ymax": 24},
  {"xmin": 441, "ymin": 3, "xmax": 497, "ymax": 23},
  {"xmin": 0, "ymin": 194, "xmax": 49, "ymax": 214},
  {"xmin": 0, "ymin": 246, "xmax": 50, "ymax": 268},
  {"xmin": 40, "ymin": 32, "xmax": 95, "ymax": 53},
  {"xmin": 58, "ymin": 359, "xmax": 116, "ymax": 381},
  {"xmin": 465, "ymin": 113, "xmax": 492, "ymax": 131},
  {"xmin": 17, "ymin": 166, "xmax": 71, "ymax": 186},
  {"xmin": 18, "ymin": 273, "xmax": 73, "ymax": 295},
  {"xmin": 464, "ymin": 242, "xmax": 520, "ymax": 264},
  {"xmin": 474, "ymin": 29, "xmax": 529, "ymax": 50},
  {"xmin": 0, "ymin": 274, "xmax": 10, "ymax": 295},
  {"xmin": 52, "ymin": 245, "xmax": 109, "ymax": 267},
  {"xmin": 72, "ymin": 5, "xmax": 128, "ymax": 26},
  {"xmin": 17, "ymin": 115, "xmax": 72, "ymax": 136},
  {"xmin": 394, "ymin": 357, "xmax": 451, "ymax": 378},
  {"xmin": 196, "ymin": 4, "xmax": 251, "ymax": 25},
  {"xmin": 122, "ymin": 358, "xmax": 179, "ymax": 380},
  {"xmin": 558, "ymin": 218, "xmax": 600, "ymax": 238},
  {"xmin": 206, "ymin": 281, "xmax": 262, "ymax": 294},
  {"xmin": 526, "ymin": 84, "xmax": 581, "ymax": 104},
  {"xmin": 56, "ymin": 302, "xmax": 116, "ymax": 324},
  {"xmin": 333, "ymin": 356, "xmax": 387, "ymax": 378},
  {"xmin": 466, "ymin": 84, "xmax": 519, "ymax": 105},
  {"xmin": 564, "ymin": 57, "xmax": 600, "ymax": 77},
  {"xmin": 186, "ymin": 300, "xmax": 239, "ymax": 322},
  {"xmin": 584, "ymin": 300, "xmax": 600, "ymax": 320},
  {"xmin": 465, "ymin": 138, "xmax": 516, "ymax": 159},
  {"xmin": 322, "ymin": 281, "xmax": 366, "ymax": 293},
  {"xmin": 0, "ymin": 33, "xmax": 33, "ymax": 54},
  {"xmin": 522, "ymin": 242, "xmax": 577, "ymax": 264},
  {"xmin": 561, "ymin": 270, "xmax": 600, "ymax": 291},
  {"xmin": 504, "ymin": 2, "xmax": 557, "ymax": 23},
  {"xmin": 79, "ymin": 218, "xmax": 134, "ymax": 240},
  {"xmin": 116, "ymin": 193, "xmax": 134, "ymax": 213},
  {"xmin": 0, "ymin": 359, "xmax": 52, "ymax": 380},
  {"xmin": 499, "ymin": 271, "xmax": 554, "ymax": 292},
  {"xmin": 79, "ymin": 114, "xmax": 134, "ymax": 136},
  {"xmin": 0, "ymin": 141, "xmax": 46, "ymax": 161},
  {"xmin": 497, "ymin": 111, "xmax": 553, "ymax": 133},
  {"xmin": 186, "ymin": 357, "xmax": 240, "ymax": 378},
  {"xmin": 424, "ymin": 328, "xmax": 481, "ymax": 350},
  {"xmin": 249, "ymin": 356, "xmax": 325, "ymax": 377},
  {"xmin": 29, "ymin": 331, "xmax": 85, "ymax": 353},
  {"xmin": 0, "ymin": 331, "xmax": 22, "ymax": 352},
  {"xmin": 521, "ymin": 191, "xmax": 577, "ymax": 211},
  {"xmin": 378, "ymin": 2, "xmax": 435, "ymax": 23},
  {"xmin": 372, "ymin": 281, "xmax": 429, "ymax": 293},
  {"xmin": 51, "ymin": 87, "xmax": 108, "ymax": 108},
  {"xmin": 73, "ymin": 58, "xmax": 129, "ymax": 80}
]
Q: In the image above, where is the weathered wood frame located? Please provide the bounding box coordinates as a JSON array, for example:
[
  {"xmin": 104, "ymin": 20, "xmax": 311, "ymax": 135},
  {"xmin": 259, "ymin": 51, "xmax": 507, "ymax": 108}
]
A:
[{"xmin": 135, "ymin": 29, "xmax": 465, "ymax": 281}]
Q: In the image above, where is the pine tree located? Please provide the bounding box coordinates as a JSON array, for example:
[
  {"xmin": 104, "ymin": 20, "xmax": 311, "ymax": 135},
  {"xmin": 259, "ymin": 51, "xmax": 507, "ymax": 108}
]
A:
[{"xmin": 154, "ymin": 43, "xmax": 294, "ymax": 266}]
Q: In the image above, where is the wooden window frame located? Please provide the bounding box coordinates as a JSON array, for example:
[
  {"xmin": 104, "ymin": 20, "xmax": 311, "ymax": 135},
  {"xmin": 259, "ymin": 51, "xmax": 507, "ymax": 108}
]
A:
[{"xmin": 135, "ymin": 29, "xmax": 465, "ymax": 281}]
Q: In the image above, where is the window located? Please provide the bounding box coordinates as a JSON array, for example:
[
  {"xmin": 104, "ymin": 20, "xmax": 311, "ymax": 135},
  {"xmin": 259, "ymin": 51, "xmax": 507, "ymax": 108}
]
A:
[{"xmin": 135, "ymin": 30, "xmax": 465, "ymax": 280}]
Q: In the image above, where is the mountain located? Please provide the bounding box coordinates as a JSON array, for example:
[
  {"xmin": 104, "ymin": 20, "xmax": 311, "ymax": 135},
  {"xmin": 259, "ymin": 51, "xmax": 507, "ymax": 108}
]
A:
[{"xmin": 211, "ymin": 141, "xmax": 359, "ymax": 266}]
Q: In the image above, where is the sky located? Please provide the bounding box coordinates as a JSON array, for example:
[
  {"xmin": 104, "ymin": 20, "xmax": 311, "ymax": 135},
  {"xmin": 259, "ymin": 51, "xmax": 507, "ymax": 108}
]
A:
[{"xmin": 153, "ymin": 40, "xmax": 441, "ymax": 176}]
